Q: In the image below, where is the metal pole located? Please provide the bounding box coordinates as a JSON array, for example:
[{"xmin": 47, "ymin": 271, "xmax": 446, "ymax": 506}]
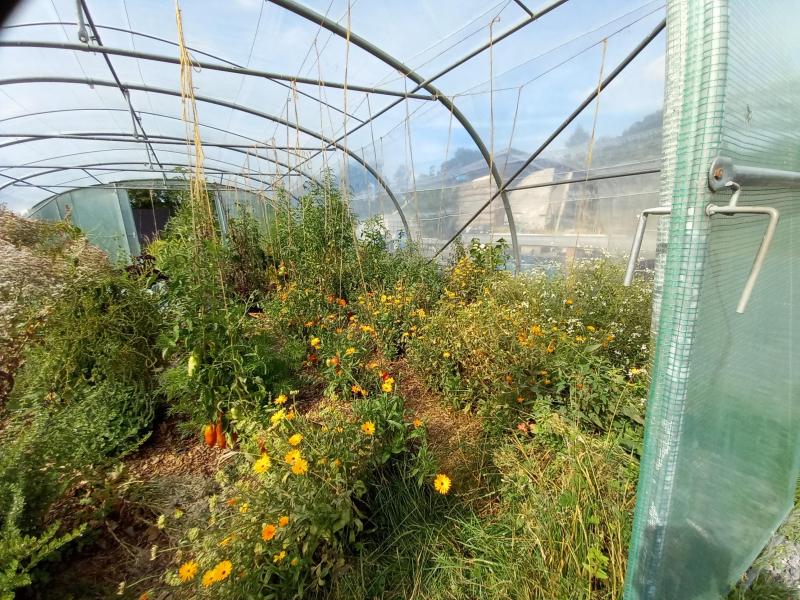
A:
[
  {"xmin": 708, "ymin": 156, "xmax": 800, "ymax": 192},
  {"xmin": 623, "ymin": 206, "xmax": 671, "ymax": 286}
]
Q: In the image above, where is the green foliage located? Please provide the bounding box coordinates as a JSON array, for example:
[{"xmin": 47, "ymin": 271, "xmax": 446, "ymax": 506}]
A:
[
  {"xmin": 225, "ymin": 211, "xmax": 270, "ymax": 300},
  {"xmin": 11, "ymin": 271, "xmax": 162, "ymax": 402},
  {"xmin": 0, "ymin": 486, "xmax": 85, "ymax": 600}
]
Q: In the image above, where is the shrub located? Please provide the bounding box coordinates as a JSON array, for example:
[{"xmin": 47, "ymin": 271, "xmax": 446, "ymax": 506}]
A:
[{"xmin": 408, "ymin": 257, "xmax": 651, "ymax": 439}]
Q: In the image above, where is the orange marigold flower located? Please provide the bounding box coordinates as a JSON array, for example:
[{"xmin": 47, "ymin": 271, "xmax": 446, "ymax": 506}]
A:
[
  {"xmin": 278, "ymin": 516, "xmax": 289, "ymax": 527},
  {"xmin": 434, "ymin": 473, "xmax": 452, "ymax": 495},
  {"xmin": 212, "ymin": 560, "xmax": 232, "ymax": 582},
  {"xmin": 262, "ymin": 524, "xmax": 277, "ymax": 541},
  {"xmin": 284, "ymin": 449, "xmax": 301, "ymax": 465},
  {"xmin": 412, "ymin": 418, "xmax": 423, "ymax": 428},
  {"xmin": 178, "ymin": 560, "xmax": 199, "ymax": 582},
  {"xmin": 201, "ymin": 570, "xmax": 217, "ymax": 587},
  {"xmin": 291, "ymin": 458, "xmax": 309, "ymax": 475}
]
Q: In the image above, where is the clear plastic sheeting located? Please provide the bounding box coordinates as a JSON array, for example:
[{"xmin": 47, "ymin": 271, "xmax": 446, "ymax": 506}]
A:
[
  {"xmin": 0, "ymin": 0, "xmax": 668, "ymax": 269},
  {"xmin": 625, "ymin": 1, "xmax": 800, "ymax": 598}
]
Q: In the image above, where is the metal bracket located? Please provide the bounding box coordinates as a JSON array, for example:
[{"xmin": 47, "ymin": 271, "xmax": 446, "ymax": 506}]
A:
[
  {"xmin": 75, "ymin": 0, "xmax": 89, "ymax": 43},
  {"xmin": 623, "ymin": 206, "xmax": 671, "ymax": 286},
  {"xmin": 706, "ymin": 155, "xmax": 800, "ymax": 313}
]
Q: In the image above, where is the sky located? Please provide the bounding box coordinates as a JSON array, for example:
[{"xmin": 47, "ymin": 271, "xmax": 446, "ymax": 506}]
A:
[{"xmin": 0, "ymin": 0, "xmax": 666, "ymax": 213}]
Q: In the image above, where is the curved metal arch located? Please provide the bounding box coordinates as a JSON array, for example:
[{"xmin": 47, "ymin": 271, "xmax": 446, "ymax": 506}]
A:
[
  {"xmin": 0, "ymin": 132, "xmax": 323, "ymax": 187},
  {"xmin": 0, "ymin": 21, "xmax": 363, "ymax": 124},
  {"xmin": 41, "ymin": 170, "xmax": 275, "ymax": 195},
  {"xmin": 0, "ymin": 145, "xmax": 292, "ymax": 182},
  {"xmin": 0, "ymin": 77, "xmax": 412, "ymax": 238},
  {"xmin": 269, "ymin": 0, "xmax": 521, "ymax": 271},
  {"xmin": 0, "ymin": 40, "xmax": 435, "ymax": 101},
  {"xmin": 0, "ymin": 159, "xmax": 286, "ymax": 194}
]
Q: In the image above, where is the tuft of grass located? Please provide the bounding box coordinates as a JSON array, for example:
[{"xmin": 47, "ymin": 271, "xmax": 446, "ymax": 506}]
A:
[{"xmin": 328, "ymin": 413, "xmax": 638, "ymax": 600}]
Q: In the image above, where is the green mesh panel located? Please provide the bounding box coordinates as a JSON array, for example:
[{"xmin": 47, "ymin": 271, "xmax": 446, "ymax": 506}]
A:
[{"xmin": 626, "ymin": 1, "xmax": 800, "ymax": 598}]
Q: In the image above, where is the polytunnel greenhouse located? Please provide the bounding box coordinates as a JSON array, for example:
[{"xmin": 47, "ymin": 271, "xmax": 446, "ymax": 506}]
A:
[{"xmin": 0, "ymin": 0, "xmax": 797, "ymax": 598}]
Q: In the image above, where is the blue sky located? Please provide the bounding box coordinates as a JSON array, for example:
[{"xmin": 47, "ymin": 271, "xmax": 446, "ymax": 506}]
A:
[{"xmin": 0, "ymin": 0, "xmax": 666, "ymax": 212}]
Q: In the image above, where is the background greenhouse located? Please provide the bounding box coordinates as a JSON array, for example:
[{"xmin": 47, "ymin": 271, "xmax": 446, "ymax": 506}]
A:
[{"xmin": 0, "ymin": 0, "xmax": 797, "ymax": 599}]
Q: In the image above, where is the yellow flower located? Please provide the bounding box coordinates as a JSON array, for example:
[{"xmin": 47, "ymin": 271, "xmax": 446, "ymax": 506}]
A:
[
  {"xmin": 331, "ymin": 458, "xmax": 342, "ymax": 469},
  {"xmin": 284, "ymin": 449, "xmax": 301, "ymax": 465},
  {"xmin": 274, "ymin": 393, "xmax": 288, "ymax": 405},
  {"xmin": 361, "ymin": 421, "xmax": 376, "ymax": 436},
  {"xmin": 278, "ymin": 515, "xmax": 289, "ymax": 527},
  {"xmin": 367, "ymin": 361, "xmax": 379, "ymax": 370},
  {"xmin": 239, "ymin": 503, "xmax": 249, "ymax": 513},
  {"xmin": 586, "ymin": 325, "xmax": 596, "ymax": 332},
  {"xmin": 546, "ymin": 341, "xmax": 556, "ymax": 354},
  {"xmin": 178, "ymin": 560, "xmax": 199, "ymax": 582},
  {"xmin": 262, "ymin": 523, "xmax": 277, "ymax": 541},
  {"xmin": 212, "ymin": 560, "xmax": 232, "ymax": 582},
  {"xmin": 271, "ymin": 409, "xmax": 286, "ymax": 425},
  {"xmin": 253, "ymin": 454, "xmax": 271, "ymax": 474},
  {"xmin": 381, "ymin": 377, "xmax": 395, "ymax": 393},
  {"xmin": 187, "ymin": 353, "xmax": 198, "ymax": 377},
  {"xmin": 443, "ymin": 351, "xmax": 451, "ymax": 358},
  {"xmin": 344, "ymin": 347, "xmax": 356, "ymax": 356},
  {"xmin": 565, "ymin": 298, "xmax": 573, "ymax": 305},
  {"xmin": 288, "ymin": 433, "xmax": 303, "ymax": 447},
  {"xmin": 286, "ymin": 410, "xmax": 296, "ymax": 421},
  {"xmin": 219, "ymin": 535, "xmax": 233, "ymax": 547},
  {"xmin": 290, "ymin": 557, "xmax": 299, "ymax": 566},
  {"xmin": 434, "ymin": 473, "xmax": 452, "ymax": 495},
  {"xmin": 412, "ymin": 418, "xmax": 423, "ymax": 428},
  {"xmin": 310, "ymin": 337, "xmax": 322, "ymax": 349},
  {"xmin": 201, "ymin": 570, "xmax": 217, "ymax": 587},
  {"xmin": 606, "ymin": 333, "xmax": 615, "ymax": 342},
  {"xmin": 273, "ymin": 550, "xmax": 286, "ymax": 563},
  {"xmin": 291, "ymin": 458, "xmax": 309, "ymax": 475}
]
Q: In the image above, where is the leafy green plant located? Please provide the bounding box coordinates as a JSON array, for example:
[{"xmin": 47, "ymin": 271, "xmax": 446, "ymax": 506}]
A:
[{"xmin": 165, "ymin": 392, "xmax": 424, "ymax": 598}]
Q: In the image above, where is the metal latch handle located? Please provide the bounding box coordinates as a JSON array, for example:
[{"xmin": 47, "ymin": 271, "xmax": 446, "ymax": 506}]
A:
[
  {"xmin": 623, "ymin": 206, "xmax": 671, "ymax": 286},
  {"xmin": 705, "ymin": 183, "xmax": 780, "ymax": 314}
]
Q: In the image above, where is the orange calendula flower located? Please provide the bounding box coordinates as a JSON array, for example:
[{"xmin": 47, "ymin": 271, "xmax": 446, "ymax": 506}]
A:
[
  {"xmin": 291, "ymin": 458, "xmax": 309, "ymax": 475},
  {"xmin": 253, "ymin": 454, "xmax": 271, "ymax": 474},
  {"xmin": 434, "ymin": 473, "xmax": 452, "ymax": 495},
  {"xmin": 278, "ymin": 516, "xmax": 289, "ymax": 527},
  {"xmin": 412, "ymin": 418, "xmax": 423, "ymax": 428},
  {"xmin": 284, "ymin": 449, "xmax": 301, "ymax": 465},
  {"xmin": 212, "ymin": 560, "xmax": 232, "ymax": 582},
  {"xmin": 201, "ymin": 570, "xmax": 217, "ymax": 587},
  {"xmin": 262, "ymin": 523, "xmax": 277, "ymax": 541},
  {"xmin": 178, "ymin": 560, "xmax": 199, "ymax": 582},
  {"xmin": 286, "ymin": 410, "xmax": 296, "ymax": 421},
  {"xmin": 288, "ymin": 433, "xmax": 303, "ymax": 447},
  {"xmin": 361, "ymin": 421, "xmax": 376, "ymax": 436},
  {"xmin": 226, "ymin": 497, "xmax": 238, "ymax": 506},
  {"xmin": 546, "ymin": 341, "xmax": 556, "ymax": 354}
]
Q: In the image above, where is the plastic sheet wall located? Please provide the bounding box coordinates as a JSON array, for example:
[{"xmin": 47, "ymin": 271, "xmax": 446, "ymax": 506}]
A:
[{"xmin": 625, "ymin": 1, "xmax": 800, "ymax": 598}]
